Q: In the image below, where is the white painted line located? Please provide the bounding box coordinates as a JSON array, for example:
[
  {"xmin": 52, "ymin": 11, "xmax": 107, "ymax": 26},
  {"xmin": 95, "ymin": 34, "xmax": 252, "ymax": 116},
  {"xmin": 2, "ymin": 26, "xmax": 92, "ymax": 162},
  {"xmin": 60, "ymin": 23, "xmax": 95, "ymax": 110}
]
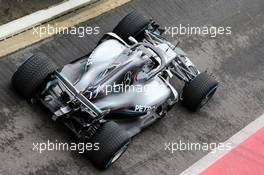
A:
[
  {"xmin": 0, "ymin": 0, "xmax": 131, "ymax": 58},
  {"xmin": 0, "ymin": 0, "xmax": 93, "ymax": 40},
  {"xmin": 180, "ymin": 113, "xmax": 264, "ymax": 175}
]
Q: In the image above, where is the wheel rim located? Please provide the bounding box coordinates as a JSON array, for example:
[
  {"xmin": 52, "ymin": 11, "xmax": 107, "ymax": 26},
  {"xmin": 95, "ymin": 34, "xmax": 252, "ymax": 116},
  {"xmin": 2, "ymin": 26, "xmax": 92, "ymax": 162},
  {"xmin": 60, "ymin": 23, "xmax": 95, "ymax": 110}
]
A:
[
  {"xmin": 105, "ymin": 141, "xmax": 130, "ymax": 168},
  {"xmin": 199, "ymin": 85, "xmax": 218, "ymax": 108}
]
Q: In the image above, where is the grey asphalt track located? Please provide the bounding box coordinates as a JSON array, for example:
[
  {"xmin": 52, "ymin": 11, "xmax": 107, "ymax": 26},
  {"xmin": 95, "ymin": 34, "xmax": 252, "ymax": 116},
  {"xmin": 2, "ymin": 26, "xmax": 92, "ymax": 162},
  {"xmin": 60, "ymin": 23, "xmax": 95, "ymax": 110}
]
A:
[
  {"xmin": 0, "ymin": 0, "xmax": 62, "ymax": 25},
  {"xmin": 0, "ymin": 0, "xmax": 263, "ymax": 174}
]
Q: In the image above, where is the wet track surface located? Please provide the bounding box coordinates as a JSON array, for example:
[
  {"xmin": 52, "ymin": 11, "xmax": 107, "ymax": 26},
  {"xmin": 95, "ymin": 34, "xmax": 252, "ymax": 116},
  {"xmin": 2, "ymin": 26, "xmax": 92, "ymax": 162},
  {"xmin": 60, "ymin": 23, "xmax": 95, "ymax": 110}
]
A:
[
  {"xmin": 0, "ymin": 0, "xmax": 264, "ymax": 174},
  {"xmin": 0, "ymin": 0, "xmax": 62, "ymax": 25}
]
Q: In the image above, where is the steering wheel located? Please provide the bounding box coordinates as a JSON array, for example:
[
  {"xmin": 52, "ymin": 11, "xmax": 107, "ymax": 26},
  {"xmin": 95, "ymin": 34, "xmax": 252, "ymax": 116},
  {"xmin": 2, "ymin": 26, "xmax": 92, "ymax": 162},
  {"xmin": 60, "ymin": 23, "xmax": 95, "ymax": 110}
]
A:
[{"xmin": 130, "ymin": 42, "xmax": 166, "ymax": 80}]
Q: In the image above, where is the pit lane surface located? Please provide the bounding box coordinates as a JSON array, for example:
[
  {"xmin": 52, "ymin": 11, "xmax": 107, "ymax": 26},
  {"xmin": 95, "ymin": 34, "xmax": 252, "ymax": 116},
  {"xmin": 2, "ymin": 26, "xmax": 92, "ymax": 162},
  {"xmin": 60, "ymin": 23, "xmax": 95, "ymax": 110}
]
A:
[
  {"xmin": 0, "ymin": 0, "xmax": 263, "ymax": 174},
  {"xmin": 0, "ymin": 0, "xmax": 62, "ymax": 25}
]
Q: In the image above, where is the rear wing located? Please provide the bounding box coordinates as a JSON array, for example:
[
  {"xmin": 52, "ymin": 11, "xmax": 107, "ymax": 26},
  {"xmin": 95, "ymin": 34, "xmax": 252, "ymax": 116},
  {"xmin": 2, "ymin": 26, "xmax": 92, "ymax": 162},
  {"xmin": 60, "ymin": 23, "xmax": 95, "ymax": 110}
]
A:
[{"xmin": 54, "ymin": 71, "xmax": 103, "ymax": 118}]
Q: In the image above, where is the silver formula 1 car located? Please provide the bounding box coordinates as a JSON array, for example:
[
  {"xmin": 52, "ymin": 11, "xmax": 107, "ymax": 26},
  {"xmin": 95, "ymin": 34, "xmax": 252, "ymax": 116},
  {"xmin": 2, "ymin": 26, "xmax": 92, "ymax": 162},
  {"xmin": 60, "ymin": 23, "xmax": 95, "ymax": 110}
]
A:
[{"xmin": 11, "ymin": 11, "xmax": 218, "ymax": 169}]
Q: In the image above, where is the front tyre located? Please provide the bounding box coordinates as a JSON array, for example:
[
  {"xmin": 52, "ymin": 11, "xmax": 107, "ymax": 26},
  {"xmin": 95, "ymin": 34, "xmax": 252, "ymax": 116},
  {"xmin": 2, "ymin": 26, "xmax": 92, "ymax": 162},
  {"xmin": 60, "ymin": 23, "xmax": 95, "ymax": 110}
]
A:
[
  {"xmin": 87, "ymin": 121, "xmax": 131, "ymax": 169},
  {"xmin": 113, "ymin": 10, "xmax": 151, "ymax": 43},
  {"xmin": 181, "ymin": 72, "xmax": 218, "ymax": 111}
]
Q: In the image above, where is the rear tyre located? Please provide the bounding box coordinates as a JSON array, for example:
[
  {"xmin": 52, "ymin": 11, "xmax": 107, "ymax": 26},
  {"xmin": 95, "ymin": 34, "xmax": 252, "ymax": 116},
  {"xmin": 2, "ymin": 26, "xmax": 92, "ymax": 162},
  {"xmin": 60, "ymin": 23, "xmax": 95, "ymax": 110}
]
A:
[
  {"xmin": 87, "ymin": 121, "xmax": 131, "ymax": 169},
  {"xmin": 113, "ymin": 10, "xmax": 151, "ymax": 43},
  {"xmin": 181, "ymin": 72, "xmax": 218, "ymax": 111},
  {"xmin": 11, "ymin": 53, "xmax": 57, "ymax": 99}
]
